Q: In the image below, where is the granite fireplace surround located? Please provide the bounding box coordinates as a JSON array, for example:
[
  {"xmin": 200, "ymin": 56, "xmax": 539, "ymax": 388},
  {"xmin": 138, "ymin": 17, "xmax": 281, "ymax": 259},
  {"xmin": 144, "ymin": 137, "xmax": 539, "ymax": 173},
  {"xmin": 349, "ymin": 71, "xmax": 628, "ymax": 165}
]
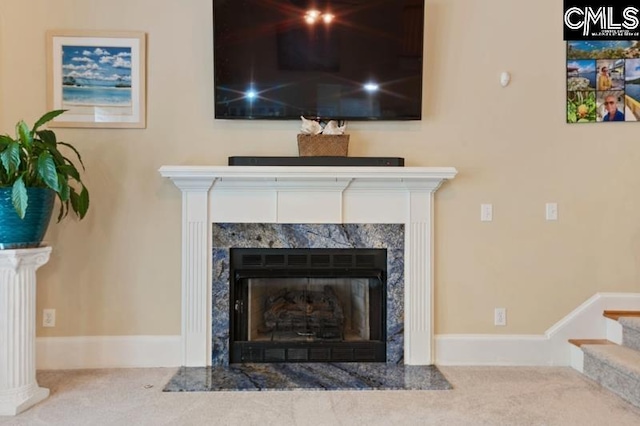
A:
[
  {"xmin": 159, "ymin": 165, "xmax": 457, "ymax": 368},
  {"xmin": 212, "ymin": 223, "xmax": 404, "ymax": 365}
]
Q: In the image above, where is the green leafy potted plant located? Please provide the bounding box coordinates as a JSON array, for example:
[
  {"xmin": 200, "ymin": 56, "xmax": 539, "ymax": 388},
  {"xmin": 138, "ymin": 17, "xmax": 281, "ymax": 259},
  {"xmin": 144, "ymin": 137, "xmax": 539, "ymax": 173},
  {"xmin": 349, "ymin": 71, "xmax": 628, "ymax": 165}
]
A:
[{"xmin": 0, "ymin": 110, "xmax": 89, "ymax": 249}]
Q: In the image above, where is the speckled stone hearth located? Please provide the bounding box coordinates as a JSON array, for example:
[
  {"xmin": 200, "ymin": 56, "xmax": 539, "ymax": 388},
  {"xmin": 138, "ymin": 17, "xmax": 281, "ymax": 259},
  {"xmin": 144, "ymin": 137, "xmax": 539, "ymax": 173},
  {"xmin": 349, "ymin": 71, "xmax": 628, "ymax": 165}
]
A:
[{"xmin": 164, "ymin": 363, "xmax": 452, "ymax": 392}]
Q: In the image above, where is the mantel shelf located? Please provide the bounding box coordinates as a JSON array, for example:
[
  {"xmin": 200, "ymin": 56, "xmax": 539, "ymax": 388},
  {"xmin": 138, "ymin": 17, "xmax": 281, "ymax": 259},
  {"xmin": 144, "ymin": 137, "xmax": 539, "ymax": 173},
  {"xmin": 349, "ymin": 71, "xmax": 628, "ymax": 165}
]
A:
[{"xmin": 158, "ymin": 165, "xmax": 458, "ymax": 182}]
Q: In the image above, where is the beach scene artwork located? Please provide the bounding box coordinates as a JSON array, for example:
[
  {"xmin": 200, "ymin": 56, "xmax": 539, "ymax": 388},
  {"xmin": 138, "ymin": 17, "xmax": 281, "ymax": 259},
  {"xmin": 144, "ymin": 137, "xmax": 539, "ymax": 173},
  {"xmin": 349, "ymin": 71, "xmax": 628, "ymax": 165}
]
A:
[
  {"xmin": 567, "ymin": 41, "xmax": 640, "ymax": 123},
  {"xmin": 47, "ymin": 31, "xmax": 145, "ymax": 128},
  {"xmin": 60, "ymin": 44, "xmax": 133, "ymax": 117}
]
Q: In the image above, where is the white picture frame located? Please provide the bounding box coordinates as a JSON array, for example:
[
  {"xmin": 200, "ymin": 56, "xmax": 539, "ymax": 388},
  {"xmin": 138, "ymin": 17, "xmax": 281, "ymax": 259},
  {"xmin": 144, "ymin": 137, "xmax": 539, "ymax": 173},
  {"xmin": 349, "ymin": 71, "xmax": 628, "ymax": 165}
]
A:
[{"xmin": 46, "ymin": 30, "xmax": 146, "ymax": 128}]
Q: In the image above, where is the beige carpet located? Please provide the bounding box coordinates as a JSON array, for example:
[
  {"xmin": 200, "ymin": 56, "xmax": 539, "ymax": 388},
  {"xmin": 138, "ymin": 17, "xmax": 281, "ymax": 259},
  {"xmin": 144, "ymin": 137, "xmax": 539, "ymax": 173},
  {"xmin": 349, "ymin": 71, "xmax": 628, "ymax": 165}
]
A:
[{"xmin": 2, "ymin": 366, "xmax": 640, "ymax": 425}]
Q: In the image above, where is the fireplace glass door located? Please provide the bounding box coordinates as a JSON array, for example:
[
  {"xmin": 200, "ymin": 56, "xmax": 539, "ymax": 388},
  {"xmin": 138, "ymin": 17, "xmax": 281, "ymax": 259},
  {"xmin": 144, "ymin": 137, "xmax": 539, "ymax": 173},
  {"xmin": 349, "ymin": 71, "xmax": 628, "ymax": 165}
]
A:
[{"xmin": 230, "ymin": 248, "xmax": 387, "ymax": 363}]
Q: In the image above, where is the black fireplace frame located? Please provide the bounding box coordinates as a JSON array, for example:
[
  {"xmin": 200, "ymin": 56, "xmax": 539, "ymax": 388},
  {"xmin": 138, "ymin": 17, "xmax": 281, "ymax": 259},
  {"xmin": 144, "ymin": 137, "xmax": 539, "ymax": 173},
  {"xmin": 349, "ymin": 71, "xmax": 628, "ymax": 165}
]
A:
[{"xmin": 229, "ymin": 248, "xmax": 388, "ymax": 363}]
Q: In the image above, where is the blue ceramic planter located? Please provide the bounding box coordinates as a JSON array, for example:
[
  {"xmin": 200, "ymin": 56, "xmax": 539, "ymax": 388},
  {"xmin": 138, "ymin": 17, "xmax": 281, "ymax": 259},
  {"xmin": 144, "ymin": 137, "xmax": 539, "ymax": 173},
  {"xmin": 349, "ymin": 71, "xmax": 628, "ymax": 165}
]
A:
[{"xmin": 0, "ymin": 187, "xmax": 55, "ymax": 249}]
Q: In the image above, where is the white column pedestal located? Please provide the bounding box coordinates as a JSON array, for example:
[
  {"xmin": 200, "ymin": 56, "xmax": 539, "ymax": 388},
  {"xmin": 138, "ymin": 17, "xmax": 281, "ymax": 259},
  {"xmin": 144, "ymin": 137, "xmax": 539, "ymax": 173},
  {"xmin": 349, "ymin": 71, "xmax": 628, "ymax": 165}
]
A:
[{"xmin": 0, "ymin": 247, "xmax": 52, "ymax": 416}]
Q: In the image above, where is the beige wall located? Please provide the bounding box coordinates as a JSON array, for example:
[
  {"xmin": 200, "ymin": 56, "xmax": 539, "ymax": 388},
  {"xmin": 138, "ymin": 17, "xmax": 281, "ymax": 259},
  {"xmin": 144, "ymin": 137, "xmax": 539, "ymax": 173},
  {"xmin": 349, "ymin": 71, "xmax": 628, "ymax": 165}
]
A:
[{"xmin": 1, "ymin": 0, "xmax": 638, "ymax": 338}]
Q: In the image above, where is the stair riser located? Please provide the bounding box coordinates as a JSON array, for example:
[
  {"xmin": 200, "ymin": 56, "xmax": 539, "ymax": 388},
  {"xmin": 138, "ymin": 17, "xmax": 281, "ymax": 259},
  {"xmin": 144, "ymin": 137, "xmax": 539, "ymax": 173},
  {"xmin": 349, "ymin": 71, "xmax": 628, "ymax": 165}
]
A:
[{"xmin": 584, "ymin": 353, "xmax": 640, "ymax": 409}]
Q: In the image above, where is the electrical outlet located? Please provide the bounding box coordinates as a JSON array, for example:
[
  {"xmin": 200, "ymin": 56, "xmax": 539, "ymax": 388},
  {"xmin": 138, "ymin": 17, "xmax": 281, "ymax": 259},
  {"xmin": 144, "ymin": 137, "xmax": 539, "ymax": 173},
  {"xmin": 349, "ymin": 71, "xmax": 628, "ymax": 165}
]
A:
[
  {"xmin": 480, "ymin": 204, "xmax": 493, "ymax": 222},
  {"xmin": 43, "ymin": 309, "xmax": 56, "ymax": 327},
  {"xmin": 545, "ymin": 203, "xmax": 558, "ymax": 221},
  {"xmin": 494, "ymin": 308, "xmax": 506, "ymax": 326}
]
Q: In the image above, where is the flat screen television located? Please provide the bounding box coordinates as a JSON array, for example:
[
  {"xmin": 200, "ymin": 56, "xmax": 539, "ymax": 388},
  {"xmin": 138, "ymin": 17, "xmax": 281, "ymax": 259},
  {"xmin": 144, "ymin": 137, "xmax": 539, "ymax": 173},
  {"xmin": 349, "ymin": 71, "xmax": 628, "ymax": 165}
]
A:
[{"xmin": 213, "ymin": 0, "xmax": 425, "ymax": 120}]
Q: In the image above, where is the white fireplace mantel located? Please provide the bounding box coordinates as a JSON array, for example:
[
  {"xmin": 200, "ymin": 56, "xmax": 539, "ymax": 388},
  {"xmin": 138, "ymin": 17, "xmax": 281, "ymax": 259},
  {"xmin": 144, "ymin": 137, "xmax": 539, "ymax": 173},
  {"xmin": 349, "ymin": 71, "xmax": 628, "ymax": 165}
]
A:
[{"xmin": 159, "ymin": 165, "xmax": 457, "ymax": 366}]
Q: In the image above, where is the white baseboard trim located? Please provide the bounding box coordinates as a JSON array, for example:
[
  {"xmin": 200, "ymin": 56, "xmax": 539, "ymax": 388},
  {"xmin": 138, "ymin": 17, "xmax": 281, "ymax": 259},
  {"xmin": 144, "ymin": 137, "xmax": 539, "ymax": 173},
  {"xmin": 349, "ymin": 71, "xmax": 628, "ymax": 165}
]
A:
[
  {"xmin": 36, "ymin": 335, "xmax": 182, "ymax": 370},
  {"xmin": 435, "ymin": 292, "xmax": 640, "ymax": 366},
  {"xmin": 569, "ymin": 344, "xmax": 584, "ymax": 373},
  {"xmin": 35, "ymin": 293, "xmax": 640, "ymax": 369},
  {"xmin": 435, "ymin": 334, "xmax": 552, "ymax": 366},
  {"xmin": 606, "ymin": 317, "xmax": 623, "ymax": 344}
]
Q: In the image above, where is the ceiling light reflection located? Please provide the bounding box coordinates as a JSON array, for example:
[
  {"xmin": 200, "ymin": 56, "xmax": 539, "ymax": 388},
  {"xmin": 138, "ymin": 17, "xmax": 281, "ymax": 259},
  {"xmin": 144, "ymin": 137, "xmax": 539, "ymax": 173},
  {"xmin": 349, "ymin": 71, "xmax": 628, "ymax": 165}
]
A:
[
  {"xmin": 364, "ymin": 83, "xmax": 379, "ymax": 92},
  {"xmin": 305, "ymin": 9, "xmax": 334, "ymax": 24},
  {"xmin": 323, "ymin": 13, "xmax": 334, "ymax": 24}
]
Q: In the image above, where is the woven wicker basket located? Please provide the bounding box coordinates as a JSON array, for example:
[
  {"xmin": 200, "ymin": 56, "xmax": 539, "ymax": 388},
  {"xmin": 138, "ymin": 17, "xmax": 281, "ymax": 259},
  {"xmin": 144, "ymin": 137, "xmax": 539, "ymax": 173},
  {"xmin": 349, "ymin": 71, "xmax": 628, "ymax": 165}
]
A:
[{"xmin": 297, "ymin": 134, "xmax": 349, "ymax": 157}]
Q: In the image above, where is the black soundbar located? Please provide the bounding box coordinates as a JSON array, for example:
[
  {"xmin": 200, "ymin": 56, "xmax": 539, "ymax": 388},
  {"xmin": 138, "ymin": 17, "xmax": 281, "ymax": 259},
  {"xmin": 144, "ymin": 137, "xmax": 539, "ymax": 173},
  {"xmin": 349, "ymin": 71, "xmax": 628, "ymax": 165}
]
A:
[{"xmin": 228, "ymin": 156, "xmax": 404, "ymax": 167}]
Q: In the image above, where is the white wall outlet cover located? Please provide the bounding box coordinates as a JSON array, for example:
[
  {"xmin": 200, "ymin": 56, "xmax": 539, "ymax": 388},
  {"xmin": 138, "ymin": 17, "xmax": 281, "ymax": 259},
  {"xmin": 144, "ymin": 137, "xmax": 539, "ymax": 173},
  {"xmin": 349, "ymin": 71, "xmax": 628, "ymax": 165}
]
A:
[
  {"xmin": 480, "ymin": 203, "xmax": 493, "ymax": 222},
  {"xmin": 43, "ymin": 308, "xmax": 56, "ymax": 327},
  {"xmin": 500, "ymin": 72, "xmax": 511, "ymax": 87},
  {"xmin": 545, "ymin": 202, "xmax": 558, "ymax": 221}
]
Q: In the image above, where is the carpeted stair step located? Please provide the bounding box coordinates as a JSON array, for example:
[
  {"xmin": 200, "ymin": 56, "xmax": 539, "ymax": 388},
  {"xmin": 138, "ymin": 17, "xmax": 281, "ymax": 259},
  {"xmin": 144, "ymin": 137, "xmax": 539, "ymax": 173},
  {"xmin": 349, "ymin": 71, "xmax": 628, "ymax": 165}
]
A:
[
  {"xmin": 619, "ymin": 317, "xmax": 640, "ymax": 352},
  {"xmin": 582, "ymin": 344, "xmax": 640, "ymax": 409}
]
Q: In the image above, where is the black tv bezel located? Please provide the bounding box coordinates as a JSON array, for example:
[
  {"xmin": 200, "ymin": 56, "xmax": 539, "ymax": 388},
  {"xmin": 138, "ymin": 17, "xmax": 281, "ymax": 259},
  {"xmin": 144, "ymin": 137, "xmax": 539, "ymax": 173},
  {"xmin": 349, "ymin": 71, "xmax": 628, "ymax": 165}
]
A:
[{"xmin": 212, "ymin": 0, "xmax": 425, "ymax": 121}]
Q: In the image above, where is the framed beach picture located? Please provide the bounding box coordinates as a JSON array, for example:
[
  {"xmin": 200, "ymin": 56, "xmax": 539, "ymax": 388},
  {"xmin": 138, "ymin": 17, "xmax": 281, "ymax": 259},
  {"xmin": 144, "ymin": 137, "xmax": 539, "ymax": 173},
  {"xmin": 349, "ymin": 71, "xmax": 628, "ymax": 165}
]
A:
[{"xmin": 46, "ymin": 30, "xmax": 146, "ymax": 128}]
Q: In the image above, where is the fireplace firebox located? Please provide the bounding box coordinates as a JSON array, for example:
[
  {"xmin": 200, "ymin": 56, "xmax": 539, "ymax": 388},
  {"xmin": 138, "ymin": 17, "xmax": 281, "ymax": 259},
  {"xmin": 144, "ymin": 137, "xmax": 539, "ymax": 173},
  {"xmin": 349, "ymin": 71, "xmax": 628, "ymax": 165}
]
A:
[{"xmin": 229, "ymin": 248, "xmax": 387, "ymax": 363}]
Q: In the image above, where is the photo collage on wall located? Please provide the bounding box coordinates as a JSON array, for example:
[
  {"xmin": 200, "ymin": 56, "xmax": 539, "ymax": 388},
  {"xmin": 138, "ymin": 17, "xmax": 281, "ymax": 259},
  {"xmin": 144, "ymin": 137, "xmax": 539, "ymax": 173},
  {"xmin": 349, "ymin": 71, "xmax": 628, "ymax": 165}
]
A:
[{"xmin": 567, "ymin": 41, "xmax": 640, "ymax": 123}]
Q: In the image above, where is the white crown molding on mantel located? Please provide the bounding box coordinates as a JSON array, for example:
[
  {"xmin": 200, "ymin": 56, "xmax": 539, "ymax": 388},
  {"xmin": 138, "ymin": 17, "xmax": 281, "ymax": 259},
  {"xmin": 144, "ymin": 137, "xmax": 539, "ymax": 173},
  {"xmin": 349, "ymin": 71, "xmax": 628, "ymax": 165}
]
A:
[
  {"xmin": 158, "ymin": 165, "xmax": 458, "ymax": 183},
  {"xmin": 159, "ymin": 165, "xmax": 458, "ymax": 366},
  {"xmin": 158, "ymin": 166, "xmax": 459, "ymax": 196}
]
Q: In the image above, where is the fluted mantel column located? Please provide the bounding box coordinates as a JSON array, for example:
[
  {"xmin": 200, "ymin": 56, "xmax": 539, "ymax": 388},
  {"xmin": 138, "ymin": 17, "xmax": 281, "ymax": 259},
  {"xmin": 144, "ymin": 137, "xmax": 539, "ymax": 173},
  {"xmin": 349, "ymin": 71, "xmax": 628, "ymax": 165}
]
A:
[{"xmin": 0, "ymin": 247, "xmax": 52, "ymax": 416}]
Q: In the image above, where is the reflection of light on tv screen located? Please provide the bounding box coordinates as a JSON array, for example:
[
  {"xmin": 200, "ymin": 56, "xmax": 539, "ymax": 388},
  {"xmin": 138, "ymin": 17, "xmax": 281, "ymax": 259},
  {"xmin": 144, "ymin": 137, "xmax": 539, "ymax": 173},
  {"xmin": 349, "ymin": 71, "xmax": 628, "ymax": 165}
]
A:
[{"xmin": 364, "ymin": 83, "xmax": 379, "ymax": 92}]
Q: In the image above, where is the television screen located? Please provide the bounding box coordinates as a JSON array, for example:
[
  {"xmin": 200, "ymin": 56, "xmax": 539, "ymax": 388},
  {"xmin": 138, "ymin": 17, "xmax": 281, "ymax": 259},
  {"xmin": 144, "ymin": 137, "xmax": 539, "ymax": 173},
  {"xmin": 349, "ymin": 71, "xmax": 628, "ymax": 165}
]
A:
[{"xmin": 213, "ymin": 0, "xmax": 424, "ymax": 120}]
